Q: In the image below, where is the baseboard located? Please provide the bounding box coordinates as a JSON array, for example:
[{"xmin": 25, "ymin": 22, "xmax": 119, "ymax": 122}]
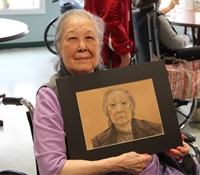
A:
[{"xmin": 0, "ymin": 41, "xmax": 45, "ymax": 49}]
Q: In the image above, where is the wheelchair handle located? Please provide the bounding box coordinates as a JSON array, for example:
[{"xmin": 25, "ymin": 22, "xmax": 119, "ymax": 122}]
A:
[
  {"xmin": 2, "ymin": 97, "xmax": 23, "ymax": 106},
  {"xmin": 183, "ymin": 132, "xmax": 196, "ymax": 143},
  {"xmin": 2, "ymin": 97, "xmax": 34, "ymax": 118}
]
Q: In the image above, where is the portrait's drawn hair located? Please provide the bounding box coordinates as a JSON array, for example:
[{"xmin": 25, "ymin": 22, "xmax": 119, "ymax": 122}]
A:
[{"xmin": 103, "ymin": 88, "xmax": 136, "ymax": 126}]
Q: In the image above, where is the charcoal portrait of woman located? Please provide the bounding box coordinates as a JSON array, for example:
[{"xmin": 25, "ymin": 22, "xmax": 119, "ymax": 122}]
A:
[{"xmin": 91, "ymin": 88, "xmax": 163, "ymax": 148}]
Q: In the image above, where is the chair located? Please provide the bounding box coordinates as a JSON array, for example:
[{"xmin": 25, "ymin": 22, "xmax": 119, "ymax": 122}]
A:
[
  {"xmin": 132, "ymin": 3, "xmax": 200, "ymax": 130},
  {"xmin": 0, "ymin": 97, "xmax": 40, "ymax": 175}
]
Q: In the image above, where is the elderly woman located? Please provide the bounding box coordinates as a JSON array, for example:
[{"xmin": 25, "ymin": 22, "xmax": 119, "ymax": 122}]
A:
[{"xmin": 33, "ymin": 9, "xmax": 189, "ymax": 175}]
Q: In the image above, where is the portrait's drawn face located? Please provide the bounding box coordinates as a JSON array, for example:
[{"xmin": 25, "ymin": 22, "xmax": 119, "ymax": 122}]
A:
[{"xmin": 106, "ymin": 90, "xmax": 132, "ymax": 127}]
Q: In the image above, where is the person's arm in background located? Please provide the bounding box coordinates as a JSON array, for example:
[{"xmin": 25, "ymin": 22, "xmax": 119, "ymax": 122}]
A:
[
  {"xmin": 104, "ymin": 0, "xmax": 133, "ymax": 67},
  {"xmin": 84, "ymin": 0, "xmax": 133, "ymax": 67},
  {"xmin": 120, "ymin": 53, "xmax": 132, "ymax": 67},
  {"xmin": 158, "ymin": 15, "xmax": 190, "ymax": 50},
  {"xmin": 160, "ymin": 0, "xmax": 179, "ymax": 14}
]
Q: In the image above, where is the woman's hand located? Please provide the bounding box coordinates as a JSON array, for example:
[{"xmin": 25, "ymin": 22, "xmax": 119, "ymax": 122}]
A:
[
  {"xmin": 172, "ymin": 0, "xmax": 180, "ymax": 5},
  {"xmin": 120, "ymin": 53, "xmax": 131, "ymax": 67},
  {"xmin": 169, "ymin": 0, "xmax": 179, "ymax": 9},
  {"xmin": 167, "ymin": 134, "xmax": 190, "ymax": 160},
  {"xmin": 161, "ymin": 0, "xmax": 180, "ymax": 14},
  {"xmin": 109, "ymin": 151, "xmax": 152, "ymax": 174}
]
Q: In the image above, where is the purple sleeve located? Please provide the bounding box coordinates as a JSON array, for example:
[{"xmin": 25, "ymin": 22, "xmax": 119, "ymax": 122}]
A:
[
  {"xmin": 140, "ymin": 155, "xmax": 160, "ymax": 175},
  {"xmin": 33, "ymin": 87, "xmax": 67, "ymax": 175},
  {"xmin": 140, "ymin": 155, "xmax": 185, "ymax": 175}
]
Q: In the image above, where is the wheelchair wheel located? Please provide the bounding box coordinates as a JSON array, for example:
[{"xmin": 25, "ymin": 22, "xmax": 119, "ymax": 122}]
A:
[
  {"xmin": 44, "ymin": 17, "xmax": 59, "ymax": 55},
  {"xmin": 175, "ymin": 98, "xmax": 197, "ymax": 130}
]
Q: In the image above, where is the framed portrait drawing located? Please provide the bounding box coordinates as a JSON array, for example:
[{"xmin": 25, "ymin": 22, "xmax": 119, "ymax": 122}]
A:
[{"xmin": 56, "ymin": 61, "xmax": 182, "ymax": 160}]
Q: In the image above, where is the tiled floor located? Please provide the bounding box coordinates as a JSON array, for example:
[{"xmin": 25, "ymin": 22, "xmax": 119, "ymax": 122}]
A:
[
  {"xmin": 0, "ymin": 47, "xmax": 199, "ymax": 174},
  {"xmin": 0, "ymin": 47, "xmax": 56, "ymax": 174}
]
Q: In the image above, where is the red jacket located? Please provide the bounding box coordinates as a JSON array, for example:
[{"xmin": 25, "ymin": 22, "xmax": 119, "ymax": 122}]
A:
[{"xmin": 84, "ymin": 0, "xmax": 135, "ymax": 68}]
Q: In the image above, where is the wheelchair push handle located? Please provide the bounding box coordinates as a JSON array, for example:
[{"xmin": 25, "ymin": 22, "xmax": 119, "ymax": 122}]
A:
[
  {"xmin": 2, "ymin": 97, "xmax": 34, "ymax": 119},
  {"xmin": 2, "ymin": 97, "xmax": 23, "ymax": 106}
]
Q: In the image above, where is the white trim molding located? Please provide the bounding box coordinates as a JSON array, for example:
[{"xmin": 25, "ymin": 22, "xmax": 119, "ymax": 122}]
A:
[{"xmin": 0, "ymin": 0, "xmax": 45, "ymax": 15}]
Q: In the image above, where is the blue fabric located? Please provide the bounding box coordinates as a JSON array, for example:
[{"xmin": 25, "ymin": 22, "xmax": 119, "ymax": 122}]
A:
[{"xmin": 59, "ymin": 0, "xmax": 83, "ymax": 8}]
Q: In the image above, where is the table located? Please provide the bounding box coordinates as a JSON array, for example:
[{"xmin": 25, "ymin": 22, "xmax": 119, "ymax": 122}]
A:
[
  {"xmin": 0, "ymin": 18, "xmax": 29, "ymax": 42},
  {"xmin": 166, "ymin": 9, "xmax": 200, "ymax": 46}
]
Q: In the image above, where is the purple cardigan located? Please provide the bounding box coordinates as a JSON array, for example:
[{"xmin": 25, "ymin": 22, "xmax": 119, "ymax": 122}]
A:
[{"xmin": 33, "ymin": 87, "xmax": 185, "ymax": 175}]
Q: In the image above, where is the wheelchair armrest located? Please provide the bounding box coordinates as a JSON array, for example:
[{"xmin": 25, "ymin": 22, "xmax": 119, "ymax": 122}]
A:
[{"xmin": 175, "ymin": 46, "xmax": 200, "ymax": 60}]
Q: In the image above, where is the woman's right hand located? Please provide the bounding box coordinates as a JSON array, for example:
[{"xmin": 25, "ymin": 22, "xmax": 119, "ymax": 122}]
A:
[
  {"xmin": 59, "ymin": 151, "xmax": 153, "ymax": 175},
  {"xmin": 109, "ymin": 151, "xmax": 152, "ymax": 174}
]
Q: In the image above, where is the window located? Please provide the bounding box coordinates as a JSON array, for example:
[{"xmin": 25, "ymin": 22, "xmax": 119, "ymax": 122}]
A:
[
  {"xmin": 160, "ymin": 0, "xmax": 170, "ymax": 10},
  {"xmin": 159, "ymin": 0, "xmax": 183, "ymax": 11},
  {"xmin": 0, "ymin": 0, "xmax": 45, "ymax": 15},
  {"xmin": 160, "ymin": 0, "xmax": 200, "ymax": 10}
]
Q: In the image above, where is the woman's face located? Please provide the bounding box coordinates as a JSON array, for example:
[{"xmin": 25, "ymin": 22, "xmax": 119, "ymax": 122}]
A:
[
  {"xmin": 59, "ymin": 16, "xmax": 100, "ymax": 75},
  {"xmin": 106, "ymin": 91, "xmax": 132, "ymax": 127}
]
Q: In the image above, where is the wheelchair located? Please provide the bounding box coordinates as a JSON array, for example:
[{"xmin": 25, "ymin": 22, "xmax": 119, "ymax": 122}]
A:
[
  {"xmin": 132, "ymin": 4, "xmax": 200, "ymax": 174},
  {"xmin": 1, "ymin": 94, "xmax": 200, "ymax": 175},
  {"xmin": 132, "ymin": 3, "xmax": 200, "ymax": 130},
  {"xmin": 0, "ymin": 97, "xmax": 39, "ymax": 175},
  {"xmin": 44, "ymin": 0, "xmax": 83, "ymax": 55}
]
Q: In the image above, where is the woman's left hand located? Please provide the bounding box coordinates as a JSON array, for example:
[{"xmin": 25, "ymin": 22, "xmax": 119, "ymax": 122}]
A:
[
  {"xmin": 167, "ymin": 134, "xmax": 190, "ymax": 160},
  {"xmin": 169, "ymin": 0, "xmax": 179, "ymax": 9},
  {"xmin": 172, "ymin": 0, "xmax": 180, "ymax": 5}
]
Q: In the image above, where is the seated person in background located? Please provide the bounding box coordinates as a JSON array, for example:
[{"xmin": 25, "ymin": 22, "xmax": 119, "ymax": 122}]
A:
[
  {"xmin": 59, "ymin": 0, "xmax": 83, "ymax": 13},
  {"xmin": 133, "ymin": 0, "xmax": 190, "ymax": 53},
  {"xmin": 33, "ymin": 9, "xmax": 190, "ymax": 175},
  {"xmin": 92, "ymin": 88, "xmax": 163, "ymax": 148}
]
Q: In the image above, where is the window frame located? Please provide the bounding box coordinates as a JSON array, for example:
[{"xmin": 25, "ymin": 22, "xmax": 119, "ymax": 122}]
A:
[{"xmin": 0, "ymin": 0, "xmax": 45, "ymax": 15}]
